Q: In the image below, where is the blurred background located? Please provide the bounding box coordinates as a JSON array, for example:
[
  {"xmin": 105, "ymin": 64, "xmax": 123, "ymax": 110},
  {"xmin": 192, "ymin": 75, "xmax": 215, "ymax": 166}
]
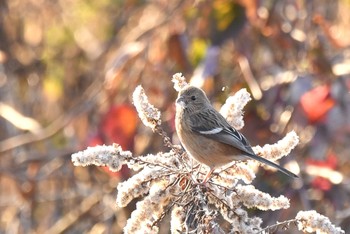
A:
[{"xmin": 0, "ymin": 0, "xmax": 350, "ymax": 233}]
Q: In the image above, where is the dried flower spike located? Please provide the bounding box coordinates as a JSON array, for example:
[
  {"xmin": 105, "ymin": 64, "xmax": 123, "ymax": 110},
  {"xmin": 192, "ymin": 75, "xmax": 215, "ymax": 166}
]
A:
[
  {"xmin": 171, "ymin": 205, "xmax": 186, "ymax": 233},
  {"xmin": 296, "ymin": 210, "xmax": 344, "ymax": 234},
  {"xmin": 133, "ymin": 85, "xmax": 161, "ymax": 130},
  {"xmin": 220, "ymin": 88, "xmax": 252, "ymax": 130},
  {"xmin": 252, "ymin": 130, "xmax": 299, "ymax": 162},
  {"xmin": 235, "ymin": 184, "xmax": 290, "ymax": 211},
  {"xmin": 71, "ymin": 144, "xmax": 130, "ymax": 172},
  {"xmin": 172, "ymin": 73, "xmax": 188, "ymax": 91},
  {"xmin": 117, "ymin": 167, "xmax": 158, "ymax": 207},
  {"xmin": 124, "ymin": 178, "xmax": 176, "ymax": 233}
]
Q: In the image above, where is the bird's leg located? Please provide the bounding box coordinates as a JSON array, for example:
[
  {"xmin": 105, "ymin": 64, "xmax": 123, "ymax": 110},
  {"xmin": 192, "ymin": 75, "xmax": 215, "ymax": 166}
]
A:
[
  {"xmin": 201, "ymin": 168, "xmax": 215, "ymax": 184},
  {"xmin": 195, "ymin": 163, "xmax": 202, "ymax": 175}
]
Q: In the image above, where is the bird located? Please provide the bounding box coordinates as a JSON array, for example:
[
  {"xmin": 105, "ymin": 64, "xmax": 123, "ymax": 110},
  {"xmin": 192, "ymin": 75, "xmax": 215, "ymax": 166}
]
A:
[{"xmin": 175, "ymin": 85, "xmax": 298, "ymax": 184}]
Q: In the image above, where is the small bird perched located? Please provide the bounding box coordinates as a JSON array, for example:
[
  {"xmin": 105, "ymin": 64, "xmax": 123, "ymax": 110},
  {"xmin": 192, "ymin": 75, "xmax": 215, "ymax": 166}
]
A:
[{"xmin": 175, "ymin": 86, "xmax": 298, "ymax": 183}]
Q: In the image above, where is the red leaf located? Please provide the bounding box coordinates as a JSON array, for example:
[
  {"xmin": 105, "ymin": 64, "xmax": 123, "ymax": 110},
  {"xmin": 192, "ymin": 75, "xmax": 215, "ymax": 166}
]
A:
[
  {"xmin": 311, "ymin": 177, "xmax": 332, "ymax": 191},
  {"xmin": 300, "ymin": 85, "xmax": 335, "ymax": 123},
  {"xmin": 86, "ymin": 105, "xmax": 137, "ymax": 179},
  {"xmin": 306, "ymin": 153, "xmax": 338, "ymax": 169},
  {"xmin": 100, "ymin": 104, "xmax": 138, "ymax": 150},
  {"xmin": 306, "ymin": 154, "xmax": 338, "ymax": 191}
]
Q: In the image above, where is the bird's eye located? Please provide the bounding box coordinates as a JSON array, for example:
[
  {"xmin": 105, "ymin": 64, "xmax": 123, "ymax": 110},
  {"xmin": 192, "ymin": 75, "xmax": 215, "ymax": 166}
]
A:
[{"xmin": 191, "ymin": 95, "xmax": 196, "ymax": 101}]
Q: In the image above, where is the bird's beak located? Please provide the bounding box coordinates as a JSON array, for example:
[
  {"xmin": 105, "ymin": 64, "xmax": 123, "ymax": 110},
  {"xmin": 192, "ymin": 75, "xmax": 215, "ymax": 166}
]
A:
[{"xmin": 176, "ymin": 96, "xmax": 186, "ymax": 108}]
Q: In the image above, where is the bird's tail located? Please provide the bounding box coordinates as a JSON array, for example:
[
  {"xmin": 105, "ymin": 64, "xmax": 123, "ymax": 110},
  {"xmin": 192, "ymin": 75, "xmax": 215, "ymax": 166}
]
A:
[{"xmin": 247, "ymin": 153, "xmax": 298, "ymax": 178}]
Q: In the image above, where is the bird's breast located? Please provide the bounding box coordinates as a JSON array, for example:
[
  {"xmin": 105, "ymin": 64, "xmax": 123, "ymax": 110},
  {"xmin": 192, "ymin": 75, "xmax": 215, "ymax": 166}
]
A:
[{"xmin": 178, "ymin": 129, "xmax": 245, "ymax": 169}]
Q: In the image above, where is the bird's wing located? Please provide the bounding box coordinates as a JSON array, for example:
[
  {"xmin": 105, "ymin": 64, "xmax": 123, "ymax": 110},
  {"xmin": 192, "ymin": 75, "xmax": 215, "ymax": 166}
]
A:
[
  {"xmin": 189, "ymin": 109, "xmax": 298, "ymax": 178},
  {"xmin": 188, "ymin": 108, "xmax": 255, "ymax": 156}
]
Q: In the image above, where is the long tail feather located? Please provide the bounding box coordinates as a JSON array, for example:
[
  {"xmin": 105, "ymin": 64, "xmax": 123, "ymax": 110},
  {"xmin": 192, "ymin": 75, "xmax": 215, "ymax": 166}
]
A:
[{"xmin": 247, "ymin": 154, "xmax": 298, "ymax": 178}]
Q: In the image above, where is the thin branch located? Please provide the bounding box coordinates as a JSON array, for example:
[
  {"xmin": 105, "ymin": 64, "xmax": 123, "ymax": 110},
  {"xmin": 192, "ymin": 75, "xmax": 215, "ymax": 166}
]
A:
[
  {"xmin": 0, "ymin": 81, "xmax": 102, "ymax": 153},
  {"xmin": 258, "ymin": 219, "xmax": 298, "ymax": 233}
]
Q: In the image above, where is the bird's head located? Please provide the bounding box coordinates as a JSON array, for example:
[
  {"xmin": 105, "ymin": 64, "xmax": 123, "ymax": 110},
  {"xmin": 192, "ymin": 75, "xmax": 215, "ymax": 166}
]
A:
[{"xmin": 176, "ymin": 86, "xmax": 210, "ymax": 112}]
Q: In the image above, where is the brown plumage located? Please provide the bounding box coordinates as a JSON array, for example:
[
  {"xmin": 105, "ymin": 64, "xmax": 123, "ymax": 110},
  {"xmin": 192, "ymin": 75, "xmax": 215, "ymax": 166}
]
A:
[{"xmin": 175, "ymin": 86, "xmax": 297, "ymax": 183}]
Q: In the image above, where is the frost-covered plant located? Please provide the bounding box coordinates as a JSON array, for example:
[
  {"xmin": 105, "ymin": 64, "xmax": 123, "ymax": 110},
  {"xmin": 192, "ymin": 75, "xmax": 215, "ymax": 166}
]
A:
[{"xmin": 71, "ymin": 73, "xmax": 344, "ymax": 233}]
